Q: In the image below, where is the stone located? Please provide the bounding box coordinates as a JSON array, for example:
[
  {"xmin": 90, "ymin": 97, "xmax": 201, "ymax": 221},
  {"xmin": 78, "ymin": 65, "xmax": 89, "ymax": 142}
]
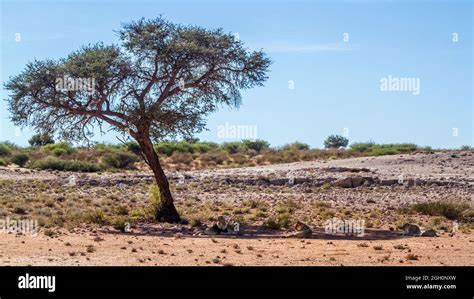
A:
[
  {"xmin": 333, "ymin": 177, "xmax": 365, "ymax": 188},
  {"xmin": 402, "ymin": 223, "xmax": 421, "ymax": 236},
  {"xmin": 421, "ymin": 229, "xmax": 438, "ymax": 237}
]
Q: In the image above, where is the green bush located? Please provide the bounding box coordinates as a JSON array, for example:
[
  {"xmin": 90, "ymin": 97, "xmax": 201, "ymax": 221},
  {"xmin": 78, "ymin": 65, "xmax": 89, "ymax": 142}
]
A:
[
  {"xmin": 0, "ymin": 144, "xmax": 11, "ymax": 156},
  {"xmin": 28, "ymin": 133, "xmax": 55, "ymax": 147},
  {"xmin": 349, "ymin": 142, "xmax": 376, "ymax": 152},
  {"xmin": 102, "ymin": 151, "xmax": 138, "ymax": 169},
  {"xmin": 30, "ymin": 156, "xmax": 101, "ymax": 172},
  {"xmin": 242, "ymin": 139, "xmax": 270, "ymax": 153},
  {"xmin": 11, "ymin": 153, "xmax": 29, "ymax": 167},
  {"xmin": 154, "ymin": 141, "xmax": 194, "ymax": 156},
  {"xmin": 411, "ymin": 201, "xmax": 470, "ymax": 220},
  {"xmin": 191, "ymin": 142, "xmax": 219, "ymax": 153},
  {"xmin": 324, "ymin": 135, "xmax": 349, "ymax": 149},
  {"xmin": 221, "ymin": 142, "xmax": 245, "ymax": 154},
  {"xmin": 93, "ymin": 143, "xmax": 122, "ymax": 152},
  {"xmin": 124, "ymin": 142, "xmax": 142, "ymax": 155},
  {"xmin": 349, "ymin": 142, "xmax": 418, "ymax": 156},
  {"xmin": 282, "ymin": 141, "xmax": 310, "ymax": 151},
  {"xmin": 53, "ymin": 148, "xmax": 67, "ymax": 156},
  {"xmin": 200, "ymin": 150, "xmax": 228, "ymax": 165},
  {"xmin": 0, "ymin": 159, "xmax": 6, "ymax": 166},
  {"xmin": 42, "ymin": 142, "xmax": 76, "ymax": 155}
]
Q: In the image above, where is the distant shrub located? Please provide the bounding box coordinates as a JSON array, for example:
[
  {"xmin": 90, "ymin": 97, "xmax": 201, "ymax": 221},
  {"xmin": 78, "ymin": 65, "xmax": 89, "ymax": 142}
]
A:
[
  {"xmin": 0, "ymin": 144, "xmax": 11, "ymax": 156},
  {"xmin": 28, "ymin": 133, "xmax": 55, "ymax": 147},
  {"xmin": 52, "ymin": 148, "xmax": 67, "ymax": 156},
  {"xmin": 154, "ymin": 141, "xmax": 195, "ymax": 156},
  {"xmin": 231, "ymin": 153, "xmax": 248, "ymax": 165},
  {"xmin": 30, "ymin": 156, "xmax": 101, "ymax": 172},
  {"xmin": 102, "ymin": 151, "xmax": 138, "ymax": 169},
  {"xmin": 242, "ymin": 139, "xmax": 270, "ymax": 153},
  {"xmin": 411, "ymin": 201, "xmax": 470, "ymax": 220},
  {"xmin": 148, "ymin": 184, "xmax": 162, "ymax": 216},
  {"xmin": 324, "ymin": 135, "xmax": 349, "ymax": 149},
  {"xmin": 460, "ymin": 145, "xmax": 473, "ymax": 151},
  {"xmin": 262, "ymin": 149, "xmax": 284, "ymax": 163},
  {"xmin": 0, "ymin": 159, "xmax": 6, "ymax": 166},
  {"xmin": 82, "ymin": 209, "xmax": 107, "ymax": 224},
  {"xmin": 282, "ymin": 141, "xmax": 310, "ymax": 151},
  {"xmin": 93, "ymin": 143, "xmax": 122, "ymax": 152},
  {"xmin": 221, "ymin": 142, "xmax": 245, "ymax": 154},
  {"xmin": 11, "ymin": 153, "xmax": 29, "ymax": 167},
  {"xmin": 200, "ymin": 150, "xmax": 228, "ymax": 165},
  {"xmin": 349, "ymin": 142, "xmax": 376, "ymax": 152},
  {"xmin": 42, "ymin": 142, "xmax": 76, "ymax": 155},
  {"xmin": 124, "ymin": 142, "xmax": 142, "ymax": 155},
  {"xmin": 170, "ymin": 152, "xmax": 194, "ymax": 165},
  {"xmin": 349, "ymin": 142, "xmax": 418, "ymax": 156},
  {"xmin": 192, "ymin": 142, "xmax": 219, "ymax": 153}
]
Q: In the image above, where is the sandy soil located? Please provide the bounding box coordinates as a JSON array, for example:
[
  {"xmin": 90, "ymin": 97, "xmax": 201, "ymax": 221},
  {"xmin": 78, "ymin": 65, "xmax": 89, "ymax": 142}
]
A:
[
  {"xmin": 1, "ymin": 226, "xmax": 472, "ymax": 266},
  {"xmin": 0, "ymin": 151, "xmax": 473, "ymax": 266}
]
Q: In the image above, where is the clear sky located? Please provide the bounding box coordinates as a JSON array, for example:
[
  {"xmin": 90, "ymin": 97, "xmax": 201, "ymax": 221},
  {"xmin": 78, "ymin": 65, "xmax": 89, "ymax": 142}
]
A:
[{"xmin": 0, "ymin": 0, "xmax": 472, "ymax": 148}]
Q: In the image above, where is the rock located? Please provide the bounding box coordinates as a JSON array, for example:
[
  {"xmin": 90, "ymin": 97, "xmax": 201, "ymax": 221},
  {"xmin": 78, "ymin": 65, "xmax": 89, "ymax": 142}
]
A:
[
  {"xmin": 333, "ymin": 177, "xmax": 365, "ymax": 188},
  {"xmin": 204, "ymin": 216, "xmax": 233, "ymax": 235},
  {"xmin": 421, "ymin": 229, "xmax": 438, "ymax": 237},
  {"xmin": 204, "ymin": 226, "xmax": 220, "ymax": 235},
  {"xmin": 333, "ymin": 177, "xmax": 352, "ymax": 188},
  {"xmin": 287, "ymin": 222, "xmax": 312, "ymax": 238},
  {"xmin": 402, "ymin": 223, "xmax": 421, "ymax": 236}
]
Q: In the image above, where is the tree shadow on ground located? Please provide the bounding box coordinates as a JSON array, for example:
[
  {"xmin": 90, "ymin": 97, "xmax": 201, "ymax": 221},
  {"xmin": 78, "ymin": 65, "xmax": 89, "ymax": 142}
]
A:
[{"xmin": 102, "ymin": 224, "xmax": 409, "ymax": 241}]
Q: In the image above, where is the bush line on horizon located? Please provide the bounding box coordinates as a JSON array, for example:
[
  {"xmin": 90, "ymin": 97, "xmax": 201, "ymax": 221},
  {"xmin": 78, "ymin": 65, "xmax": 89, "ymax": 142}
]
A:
[{"xmin": 0, "ymin": 136, "xmax": 471, "ymax": 172}]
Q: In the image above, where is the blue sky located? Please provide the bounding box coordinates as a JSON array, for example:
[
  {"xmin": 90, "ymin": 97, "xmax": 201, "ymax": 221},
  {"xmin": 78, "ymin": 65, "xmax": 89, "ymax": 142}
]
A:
[{"xmin": 0, "ymin": 0, "xmax": 472, "ymax": 148}]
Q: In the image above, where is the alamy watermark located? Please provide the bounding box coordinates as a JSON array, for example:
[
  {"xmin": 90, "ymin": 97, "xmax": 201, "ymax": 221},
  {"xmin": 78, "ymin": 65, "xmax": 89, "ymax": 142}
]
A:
[
  {"xmin": 217, "ymin": 122, "xmax": 258, "ymax": 139},
  {"xmin": 324, "ymin": 217, "xmax": 365, "ymax": 237},
  {"xmin": 55, "ymin": 75, "xmax": 96, "ymax": 95},
  {"xmin": 0, "ymin": 217, "xmax": 38, "ymax": 236},
  {"xmin": 380, "ymin": 75, "xmax": 420, "ymax": 95}
]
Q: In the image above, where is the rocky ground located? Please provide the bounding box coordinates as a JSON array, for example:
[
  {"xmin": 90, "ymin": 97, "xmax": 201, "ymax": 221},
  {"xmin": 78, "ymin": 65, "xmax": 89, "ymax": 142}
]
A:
[{"xmin": 0, "ymin": 150, "xmax": 473, "ymax": 266}]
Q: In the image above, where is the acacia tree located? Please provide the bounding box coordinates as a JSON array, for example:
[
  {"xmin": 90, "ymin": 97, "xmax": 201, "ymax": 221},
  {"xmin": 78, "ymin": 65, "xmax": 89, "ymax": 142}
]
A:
[{"xmin": 5, "ymin": 18, "xmax": 271, "ymax": 222}]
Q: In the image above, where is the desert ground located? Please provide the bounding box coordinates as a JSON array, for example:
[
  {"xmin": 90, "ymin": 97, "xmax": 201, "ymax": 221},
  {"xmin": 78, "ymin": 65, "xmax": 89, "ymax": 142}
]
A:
[{"xmin": 0, "ymin": 150, "xmax": 473, "ymax": 266}]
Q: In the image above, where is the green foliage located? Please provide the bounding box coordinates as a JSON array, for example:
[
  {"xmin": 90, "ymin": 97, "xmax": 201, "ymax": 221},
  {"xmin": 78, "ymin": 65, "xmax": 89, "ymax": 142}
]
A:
[
  {"xmin": 154, "ymin": 140, "xmax": 219, "ymax": 156},
  {"xmin": 148, "ymin": 184, "xmax": 163, "ymax": 216},
  {"xmin": 411, "ymin": 201, "xmax": 470, "ymax": 220},
  {"xmin": 0, "ymin": 159, "xmax": 6, "ymax": 166},
  {"xmin": 221, "ymin": 142, "xmax": 245, "ymax": 154},
  {"xmin": 28, "ymin": 133, "xmax": 55, "ymax": 147},
  {"xmin": 192, "ymin": 142, "xmax": 219, "ymax": 153},
  {"xmin": 242, "ymin": 139, "xmax": 270, "ymax": 153},
  {"xmin": 324, "ymin": 135, "xmax": 349, "ymax": 149},
  {"xmin": 42, "ymin": 142, "xmax": 76, "ymax": 155},
  {"xmin": 82, "ymin": 209, "xmax": 107, "ymax": 224},
  {"xmin": 200, "ymin": 150, "xmax": 228, "ymax": 165},
  {"xmin": 124, "ymin": 141, "xmax": 142, "ymax": 155},
  {"xmin": 349, "ymin": 142, "xmax": 418, "ymax": 156},
  {"xmin": 154, "ymin": 141, "xmax": 194, "ymax": 156},
  {"xmin": 349, "ymin": 141, "xmax": 376, "ymax": 152},
  {"xmin": 282, "ymin": 141, "xmax": 310, "ymax": 151},
  {"xmin": 0, "ymin": 144, "xmax": 11, "ymax": 156},
  {"xmin": 102, "ymin": 151, "xmax": 138, "ymax": 169},
  {"xmin": 11, "ymin": 153, "xmax": 29, "ymax": 167},
  {"xmin": 30, "ymin": 156, "xmax": 101, "ymax": 172}
]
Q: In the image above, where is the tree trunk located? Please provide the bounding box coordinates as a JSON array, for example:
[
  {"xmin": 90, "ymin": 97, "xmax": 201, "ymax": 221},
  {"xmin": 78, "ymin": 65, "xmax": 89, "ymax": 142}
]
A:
[{"xmin": 136, "ymin": 136, "xmax": 181, "ymax": 223}]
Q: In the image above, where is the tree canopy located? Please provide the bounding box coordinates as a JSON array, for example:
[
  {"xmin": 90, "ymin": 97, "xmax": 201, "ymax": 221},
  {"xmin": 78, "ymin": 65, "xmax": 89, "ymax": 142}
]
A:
[
  {"xmin": 5, "ymin": 17, "xmax": 271, "ymax": 144},
  {"xmin": 4, "ymin": 17, "xmax": 271, "ymax": 222}
]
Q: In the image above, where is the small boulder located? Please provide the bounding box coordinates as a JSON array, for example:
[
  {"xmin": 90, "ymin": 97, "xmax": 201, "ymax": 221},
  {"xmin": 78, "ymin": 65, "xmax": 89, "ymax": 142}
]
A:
[
  {"xmin": 402, "ymin": 223, "xmax": 421, "ymax": 236},
  {"xmin": 421, "ymin": 229, "xmax": 438, "ymax": 237},
  {"xmin": 333, "ymin": 177, "xmax": 365, "ymax": 188}
]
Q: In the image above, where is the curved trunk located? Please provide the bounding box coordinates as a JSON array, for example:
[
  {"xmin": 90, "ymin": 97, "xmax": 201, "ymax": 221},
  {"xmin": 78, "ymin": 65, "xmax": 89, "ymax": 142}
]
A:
[{"xmin": 136, "ymin": 136, "xmax": 180, "ymax": 223}]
